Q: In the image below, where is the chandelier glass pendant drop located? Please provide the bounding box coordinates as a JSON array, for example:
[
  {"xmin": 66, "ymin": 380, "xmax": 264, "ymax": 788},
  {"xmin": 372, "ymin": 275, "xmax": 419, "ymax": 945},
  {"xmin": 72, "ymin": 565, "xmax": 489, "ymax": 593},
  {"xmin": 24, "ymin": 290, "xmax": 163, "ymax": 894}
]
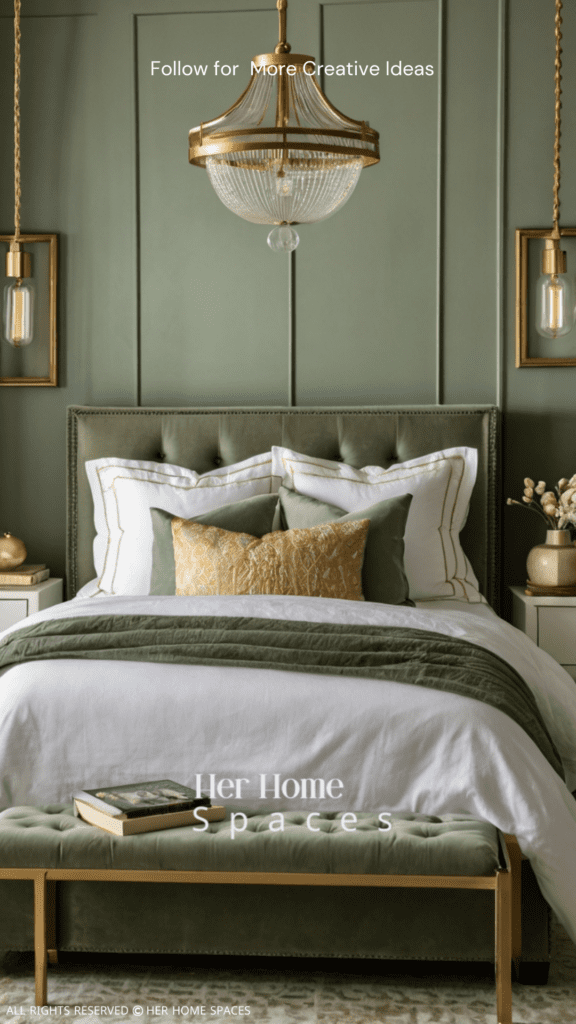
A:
[
  {"xmin": 189, "ymin": 0, "xmax": 380, "ymax": 252},
  {"xmin": 536, "ymin": 0, "xmax": 574, "ymax": 338},
  {"xmin": 3, "ymin": 0, "xmax": 34, "ymax": 347}
]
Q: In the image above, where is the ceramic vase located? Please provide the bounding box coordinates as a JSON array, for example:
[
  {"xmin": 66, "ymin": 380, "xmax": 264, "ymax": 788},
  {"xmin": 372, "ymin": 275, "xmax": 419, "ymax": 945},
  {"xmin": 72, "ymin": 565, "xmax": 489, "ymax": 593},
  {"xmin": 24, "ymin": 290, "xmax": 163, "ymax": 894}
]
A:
[{"xmin": 526, "ymin": 529, "xmax": 576, "ymax": 586}]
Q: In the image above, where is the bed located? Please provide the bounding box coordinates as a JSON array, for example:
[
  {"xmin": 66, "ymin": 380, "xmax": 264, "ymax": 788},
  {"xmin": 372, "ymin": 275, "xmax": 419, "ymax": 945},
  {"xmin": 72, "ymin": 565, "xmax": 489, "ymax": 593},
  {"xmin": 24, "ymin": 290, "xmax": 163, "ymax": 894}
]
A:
[{"xmin": 1, "ymin": 403, "xmax": 576, "ymax": 973}]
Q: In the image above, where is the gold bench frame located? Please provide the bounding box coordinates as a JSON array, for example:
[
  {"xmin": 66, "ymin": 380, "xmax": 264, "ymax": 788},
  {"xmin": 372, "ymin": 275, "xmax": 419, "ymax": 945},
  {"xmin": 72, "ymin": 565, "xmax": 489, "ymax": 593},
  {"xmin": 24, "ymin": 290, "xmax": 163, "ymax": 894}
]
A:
[{"xmin": 0, "ymin": 833, "xmax": 520, "ymax": 1023}]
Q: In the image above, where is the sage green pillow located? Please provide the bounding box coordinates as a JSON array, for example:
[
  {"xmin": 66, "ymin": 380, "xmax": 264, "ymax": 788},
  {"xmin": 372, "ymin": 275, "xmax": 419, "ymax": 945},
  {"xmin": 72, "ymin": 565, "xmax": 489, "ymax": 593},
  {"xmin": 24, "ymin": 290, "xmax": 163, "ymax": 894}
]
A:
[
  {"xmin": 277, "ymin": 485, "xmax": 414, "ymax": 606},
  {"xmin": 150, "ymin": 493, "xmax": 280, "ymax": 595}
]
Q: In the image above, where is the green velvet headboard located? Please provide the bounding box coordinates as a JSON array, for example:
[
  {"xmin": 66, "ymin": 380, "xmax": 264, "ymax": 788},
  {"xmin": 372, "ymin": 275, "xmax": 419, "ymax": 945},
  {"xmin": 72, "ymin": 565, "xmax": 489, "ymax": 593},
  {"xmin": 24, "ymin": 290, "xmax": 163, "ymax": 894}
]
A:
[{"xmin": 66, "ymin": 405, "xmax": 500, "ymax": 607}]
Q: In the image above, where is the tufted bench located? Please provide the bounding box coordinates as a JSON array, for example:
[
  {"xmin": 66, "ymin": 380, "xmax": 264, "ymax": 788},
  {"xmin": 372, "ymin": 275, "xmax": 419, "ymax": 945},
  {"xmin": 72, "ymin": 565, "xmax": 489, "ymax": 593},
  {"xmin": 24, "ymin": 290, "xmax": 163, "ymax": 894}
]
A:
[{"xmin": 0, "ymin": 807, "xmax": 517, "ymax": 1022}]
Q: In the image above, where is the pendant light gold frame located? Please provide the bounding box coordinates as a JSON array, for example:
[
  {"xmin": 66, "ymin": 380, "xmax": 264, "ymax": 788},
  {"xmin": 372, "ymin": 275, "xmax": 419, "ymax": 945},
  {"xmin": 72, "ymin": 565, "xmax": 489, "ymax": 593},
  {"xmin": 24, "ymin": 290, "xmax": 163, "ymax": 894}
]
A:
[
  {"xmin": 0, "ymin": 233, "xmax": 57, "ymax": 386},
  {"xmin": 515, "ymin": 227, "xmax": 576, "ymax": 367}
]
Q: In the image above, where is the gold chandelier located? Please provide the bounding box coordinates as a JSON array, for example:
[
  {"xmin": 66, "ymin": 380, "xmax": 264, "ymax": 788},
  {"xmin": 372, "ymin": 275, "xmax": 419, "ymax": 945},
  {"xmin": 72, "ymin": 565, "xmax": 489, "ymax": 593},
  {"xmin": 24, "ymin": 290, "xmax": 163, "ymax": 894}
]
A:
[
  {"xmin": 536, "ymin": 0, "xmax": 574, "ymax": 338},
  {"xmin": 3, "ymin": 0, "xmax": 33, "ymax": 347},
  {"xmin": 189, "ymin": 0, "xmax": 379, "ymax": 251}
]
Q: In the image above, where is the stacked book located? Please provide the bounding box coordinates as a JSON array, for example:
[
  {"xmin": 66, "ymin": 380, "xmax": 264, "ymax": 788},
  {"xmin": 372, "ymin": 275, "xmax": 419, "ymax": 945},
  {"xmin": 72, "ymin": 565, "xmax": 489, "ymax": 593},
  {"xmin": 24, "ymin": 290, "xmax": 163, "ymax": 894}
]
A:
[
  {"xmin": 0, "ymin": 564, "xmax": 50, "ymax": 586},
  {"xmin": 74, "ymin": 779, "xmax": 225, "ymax": 836}
]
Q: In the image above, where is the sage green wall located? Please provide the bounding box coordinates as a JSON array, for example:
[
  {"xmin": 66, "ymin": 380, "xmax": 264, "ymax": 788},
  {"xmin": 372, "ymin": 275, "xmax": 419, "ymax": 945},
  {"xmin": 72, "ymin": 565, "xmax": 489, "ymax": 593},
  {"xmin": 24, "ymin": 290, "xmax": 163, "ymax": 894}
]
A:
[{"xmin": 0, "ymin": 0, "xmax": 574, "ymax": 599}]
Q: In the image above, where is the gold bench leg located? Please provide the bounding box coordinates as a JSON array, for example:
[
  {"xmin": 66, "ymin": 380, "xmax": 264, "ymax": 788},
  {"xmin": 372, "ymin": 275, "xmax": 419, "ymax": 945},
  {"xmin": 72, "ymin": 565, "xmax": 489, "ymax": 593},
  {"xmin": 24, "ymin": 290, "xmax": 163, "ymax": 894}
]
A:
[
  {"xmin": 34, "ymin": 872, "xmax": 48, "ymax": 1007},
  {"xmin": 495, "ymin": 868, "xmax": 513, "ymax": 1024},
  {"xmin": 503, "ymin": 834, "xmax": 523, "ymax": 974},
  {"xmin": 46, "ymin": 880, "xmax": 58, "ymax": 965}
]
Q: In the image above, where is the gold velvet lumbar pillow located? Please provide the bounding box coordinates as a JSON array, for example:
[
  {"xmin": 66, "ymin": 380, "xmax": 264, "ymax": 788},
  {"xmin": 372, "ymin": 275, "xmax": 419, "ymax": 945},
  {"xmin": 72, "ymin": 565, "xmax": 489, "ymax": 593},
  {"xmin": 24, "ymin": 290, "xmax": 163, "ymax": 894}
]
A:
[{"xmin": 171, "ymin": 517, "xmax": 370, "ymax": 600}]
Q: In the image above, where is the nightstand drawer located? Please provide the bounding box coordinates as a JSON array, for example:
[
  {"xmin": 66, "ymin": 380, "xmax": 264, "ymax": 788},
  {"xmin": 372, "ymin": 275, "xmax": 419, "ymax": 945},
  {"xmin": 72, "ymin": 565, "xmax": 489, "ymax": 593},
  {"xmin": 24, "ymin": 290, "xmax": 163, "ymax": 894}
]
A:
[
  {"xmin": 538, "ymin": 607, "xmax": 576, "ymax": 664},
  {"xmin": 0, "ymin": 580, "xmax": 63, "ymax": 632},
  {"xmin": 0, "ymin": 600, "xmax": 29, "ymax": 629}
]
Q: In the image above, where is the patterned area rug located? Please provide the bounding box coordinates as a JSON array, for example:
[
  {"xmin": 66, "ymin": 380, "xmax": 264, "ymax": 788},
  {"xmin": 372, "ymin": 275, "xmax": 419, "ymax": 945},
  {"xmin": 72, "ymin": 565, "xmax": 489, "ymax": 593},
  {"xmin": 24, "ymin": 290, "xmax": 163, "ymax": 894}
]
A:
[{"xmin": 1, "ymin": 919, "xmax": 575, "ymax": 1024}]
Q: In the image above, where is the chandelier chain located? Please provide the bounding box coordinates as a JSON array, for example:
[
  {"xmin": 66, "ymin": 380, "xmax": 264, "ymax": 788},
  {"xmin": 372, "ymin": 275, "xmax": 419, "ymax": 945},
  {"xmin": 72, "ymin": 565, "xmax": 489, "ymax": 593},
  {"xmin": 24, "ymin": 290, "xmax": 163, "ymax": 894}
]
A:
[
  {"xmin": 553, "ymin": 0, "xmax": 562, "ymax": 237},
  {"xmin": 13, "ymin": 0, "xmax": 22, "ymax": 243}
]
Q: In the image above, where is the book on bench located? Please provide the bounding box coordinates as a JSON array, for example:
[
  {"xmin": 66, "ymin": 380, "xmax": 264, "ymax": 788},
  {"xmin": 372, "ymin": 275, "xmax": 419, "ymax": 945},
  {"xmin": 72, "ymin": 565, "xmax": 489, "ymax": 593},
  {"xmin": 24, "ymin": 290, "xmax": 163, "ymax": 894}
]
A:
[{"xmin": 73, "ymin": 779, "xmax": 225, "ymax": 836}]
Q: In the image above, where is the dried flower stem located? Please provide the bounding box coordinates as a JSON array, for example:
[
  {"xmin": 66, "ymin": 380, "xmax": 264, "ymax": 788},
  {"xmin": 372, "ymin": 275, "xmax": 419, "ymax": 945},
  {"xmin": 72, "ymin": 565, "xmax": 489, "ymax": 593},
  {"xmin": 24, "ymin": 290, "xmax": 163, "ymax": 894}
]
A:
[{"xmin": 507, "ymin": 498, "xmax": 556, "ymax": 527}]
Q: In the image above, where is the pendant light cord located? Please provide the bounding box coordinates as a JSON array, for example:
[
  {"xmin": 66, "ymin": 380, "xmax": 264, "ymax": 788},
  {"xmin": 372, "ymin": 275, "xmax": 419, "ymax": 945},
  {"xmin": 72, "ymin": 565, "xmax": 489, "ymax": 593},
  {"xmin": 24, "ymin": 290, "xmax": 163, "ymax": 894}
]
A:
[
  {"xmin": 13, "ymin": 0, "xmax": 22, "ymax": 244},
  {"xmin": 553, "ymin": 0, "xmax": 562, "ymax": 239}
]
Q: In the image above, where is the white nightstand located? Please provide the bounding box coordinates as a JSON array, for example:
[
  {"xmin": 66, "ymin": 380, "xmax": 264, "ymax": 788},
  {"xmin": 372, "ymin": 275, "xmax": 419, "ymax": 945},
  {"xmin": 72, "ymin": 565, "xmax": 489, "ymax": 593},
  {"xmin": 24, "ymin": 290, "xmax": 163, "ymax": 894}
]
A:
[
  {"xmin": 510, "ymin": 585, "xmax": 576, "ymax": 681},
  {"xmin": 0, "ymin": 578, "xmax": 63, "ymax": 631}
]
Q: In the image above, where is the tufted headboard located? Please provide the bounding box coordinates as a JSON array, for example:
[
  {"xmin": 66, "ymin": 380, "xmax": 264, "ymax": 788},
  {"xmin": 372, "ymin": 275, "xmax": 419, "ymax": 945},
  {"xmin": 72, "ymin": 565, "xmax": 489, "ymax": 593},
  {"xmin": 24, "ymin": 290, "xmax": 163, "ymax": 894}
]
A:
[{"xmin": 66, "ymin": 405, "xmax": 500, "ymax": 606}]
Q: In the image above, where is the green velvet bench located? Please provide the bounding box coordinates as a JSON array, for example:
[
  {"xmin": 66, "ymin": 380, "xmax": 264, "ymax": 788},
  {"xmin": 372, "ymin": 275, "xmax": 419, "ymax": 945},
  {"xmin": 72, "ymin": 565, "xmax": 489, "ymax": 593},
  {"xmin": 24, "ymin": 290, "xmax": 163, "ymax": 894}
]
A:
[{"xmin": 0, "ymin": 807, "xmax": 517, "ymax": 1023}]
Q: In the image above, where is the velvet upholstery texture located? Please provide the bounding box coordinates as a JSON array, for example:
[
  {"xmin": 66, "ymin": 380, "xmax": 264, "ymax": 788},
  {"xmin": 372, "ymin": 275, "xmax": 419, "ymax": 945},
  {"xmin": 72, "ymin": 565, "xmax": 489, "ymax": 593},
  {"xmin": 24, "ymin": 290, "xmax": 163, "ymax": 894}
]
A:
[
  {"xmin": 277, "ymin": 486, "xmax": 413, "ymax": 606},
  {"xmin": 150, "ymin": 493, "xmax": 280, "ymax": 595},
  {"xmin": 0, "ymin": 807, "xmax": 501, "ymax": 875},
  {"xmin": 0, "ymin": 866, "xmax": 550, "ymax": 963},
  {"xmin": 0, "ymin": 808, "xmax": 549, "ymax": 965}
]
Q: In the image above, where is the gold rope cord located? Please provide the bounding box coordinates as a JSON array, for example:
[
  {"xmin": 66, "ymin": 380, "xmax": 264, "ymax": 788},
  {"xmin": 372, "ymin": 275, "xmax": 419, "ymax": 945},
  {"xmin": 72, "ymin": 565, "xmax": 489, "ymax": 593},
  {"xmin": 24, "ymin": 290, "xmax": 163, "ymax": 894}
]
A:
[
  {"xmin": 553, "ymin": 0, "xmax": 562, "ymax": 237},
  {"xmin": 13, "ymin": 0, "xmax": 22, "ymax": 244}
]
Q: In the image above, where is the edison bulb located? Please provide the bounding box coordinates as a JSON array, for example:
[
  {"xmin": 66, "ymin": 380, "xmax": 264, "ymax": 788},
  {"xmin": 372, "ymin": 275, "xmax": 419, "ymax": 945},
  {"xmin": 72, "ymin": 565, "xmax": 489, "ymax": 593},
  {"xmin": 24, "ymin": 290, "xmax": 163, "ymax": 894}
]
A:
[
  {"xmin": 3, "ymin": 279, "xmax": 34, "ymax": 347},
  {"xmin": 535, "ymin": 272, "xmax": 575, "ymax": 338}
]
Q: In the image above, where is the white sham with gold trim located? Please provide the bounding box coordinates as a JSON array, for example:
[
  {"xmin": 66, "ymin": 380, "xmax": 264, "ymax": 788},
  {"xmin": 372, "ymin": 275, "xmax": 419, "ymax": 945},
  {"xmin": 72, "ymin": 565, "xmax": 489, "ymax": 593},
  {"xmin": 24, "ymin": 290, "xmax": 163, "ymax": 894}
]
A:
[
  {"xmin": 271, "ymin": 446, "xmax": 481, "ymax": 603},
  {"xmin": 83, "ymin": 453, "xmax": 276, "ymax": 597}
]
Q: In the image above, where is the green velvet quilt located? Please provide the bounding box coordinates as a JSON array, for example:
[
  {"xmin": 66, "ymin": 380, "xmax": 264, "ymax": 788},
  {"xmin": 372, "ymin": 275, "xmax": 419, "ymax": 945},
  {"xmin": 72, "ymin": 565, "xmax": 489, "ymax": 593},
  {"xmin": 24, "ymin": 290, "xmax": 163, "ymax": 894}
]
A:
[{"xmin": 0, "ymin": 613, "xmax": 563, "ymax": 779}]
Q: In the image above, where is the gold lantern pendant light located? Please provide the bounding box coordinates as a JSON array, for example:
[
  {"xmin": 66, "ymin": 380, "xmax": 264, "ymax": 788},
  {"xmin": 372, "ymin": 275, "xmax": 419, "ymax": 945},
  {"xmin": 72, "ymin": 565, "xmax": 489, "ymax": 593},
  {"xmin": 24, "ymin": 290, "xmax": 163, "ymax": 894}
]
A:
[
  {"xmin": 536, "ymin": 0, "xmax": 574, "ymax": 338},
  {"xmin": 189, "ymin": 0, "xmax": 379, "ymax": 252},
  {"xmin": 3, "ymin": 0, "xmax": 34, "ymax": 348}
]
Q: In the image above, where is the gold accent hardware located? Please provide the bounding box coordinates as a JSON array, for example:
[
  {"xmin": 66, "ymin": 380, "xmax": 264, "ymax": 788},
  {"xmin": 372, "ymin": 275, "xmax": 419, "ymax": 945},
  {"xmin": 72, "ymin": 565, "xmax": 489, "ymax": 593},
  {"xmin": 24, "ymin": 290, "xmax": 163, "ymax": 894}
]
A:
[
  {"xmin": 542, "ymin": 236, "xmax": 566, "ymax": 275},
  {"xmin": 275, "ymin": 0, "xmax": 290, "ymax": 54},
  {"xmin": 5, "ymin": 242, "xmax": 31, "ymax": 279}
]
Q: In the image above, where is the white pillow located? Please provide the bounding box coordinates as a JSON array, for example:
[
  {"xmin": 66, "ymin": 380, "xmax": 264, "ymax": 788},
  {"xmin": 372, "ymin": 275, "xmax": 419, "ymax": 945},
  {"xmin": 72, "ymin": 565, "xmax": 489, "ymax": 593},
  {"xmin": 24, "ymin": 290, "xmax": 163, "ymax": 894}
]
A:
[
  {"xmin": 272, "ymin": 446, "xmax": 482, "ymax": 603},
  {"xmin": 84, "ymin": 452, "xmax": 275, "ymax": 597}
]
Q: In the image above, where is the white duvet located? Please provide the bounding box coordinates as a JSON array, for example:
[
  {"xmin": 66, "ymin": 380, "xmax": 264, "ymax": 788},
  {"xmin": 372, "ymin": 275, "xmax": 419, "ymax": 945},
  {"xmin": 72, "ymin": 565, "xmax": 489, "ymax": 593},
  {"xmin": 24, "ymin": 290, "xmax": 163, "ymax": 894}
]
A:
[{"xmin": 2, "ymin": 593, "xmax": 576, "ymax": 945}]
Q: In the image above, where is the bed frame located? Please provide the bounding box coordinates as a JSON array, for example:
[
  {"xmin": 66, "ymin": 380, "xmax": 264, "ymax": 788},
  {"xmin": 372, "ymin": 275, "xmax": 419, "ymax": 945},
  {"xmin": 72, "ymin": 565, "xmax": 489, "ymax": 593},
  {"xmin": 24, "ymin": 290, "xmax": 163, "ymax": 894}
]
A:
[{"xmin": 0, "ymin": 402, "xmax": 549, "ymax": 976}]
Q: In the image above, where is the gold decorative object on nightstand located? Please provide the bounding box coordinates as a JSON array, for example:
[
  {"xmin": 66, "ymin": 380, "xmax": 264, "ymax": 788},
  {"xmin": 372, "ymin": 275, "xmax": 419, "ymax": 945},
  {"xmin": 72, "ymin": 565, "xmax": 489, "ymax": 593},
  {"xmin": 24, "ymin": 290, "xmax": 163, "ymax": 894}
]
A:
[
  {"xmin": 0, "ymin": 533, "xmax": 26, "ymax": 570},
  {"xmin": 526, "ymin": 530, "xmax": 576, "ymax": 593}
]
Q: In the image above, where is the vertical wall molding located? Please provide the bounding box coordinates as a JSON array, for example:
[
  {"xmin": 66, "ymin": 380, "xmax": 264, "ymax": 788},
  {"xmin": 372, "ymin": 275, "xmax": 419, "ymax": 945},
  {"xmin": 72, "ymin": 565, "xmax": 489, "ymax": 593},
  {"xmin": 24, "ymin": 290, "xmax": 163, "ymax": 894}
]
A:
[
  {"xmin": 495, "ymin": 0, "xmax": 507, "ymax": 410},
  {"xmin": 288, "ymin": 251, "xmax": 296, "ymax": 406},
  {"xmin": 435, "ymin": 0, "xmax": 446, "ymax": 405},
  {"xmin": 133, "ymin": 14, "xmax": 142, "ymax": 407}
]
